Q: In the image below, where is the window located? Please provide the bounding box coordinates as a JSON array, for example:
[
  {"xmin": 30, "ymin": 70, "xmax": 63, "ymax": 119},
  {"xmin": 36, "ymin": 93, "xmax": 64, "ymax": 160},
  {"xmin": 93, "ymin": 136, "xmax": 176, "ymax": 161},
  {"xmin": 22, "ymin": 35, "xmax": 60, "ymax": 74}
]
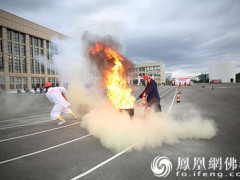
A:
[
  {"xmin": 47, "ymin": 50, "xmax": 50, "ymax": 60},
  {"xmin": 41, "ymin": 78, "xmax": 45, "ymax": 86},
  {"xmin": 20, "ymin": 34, "xmax": 25, "ymax": 44},
  {"xmin": 0, "ymin": 76, "xmax": 4, "ymax": 87},
  {"xmin": 23, "ymin": 77, "xmax": 28, "ymax": 88},
  {"xmin": 22, "ymin": 57, "xmax": 27, "ymax": 73},
  {"xmin": 35, "ymin": 59, "xmax": 40, "ymax": 74},
  {"xmin": 29, "ymin": 36, "xmax": 33, "ymax": 45},
  {"xmin": 13, "ymin": 32, "xmax": 19, "ymax": 42},
  {"xmin": 48, "ymin": 78, "xmax": 55, "ymax": 87},
  {"xmin": 140, "ymin": 67, "xmax": 145, "ymax": 71},
  {"xmin": 31, "ymin": 77, "xmax": 35, "ymax": 88},
  {"xmin": 14, "ymin": 43, "xmax": 20, "ymax": 55},
  {"xmin": 34, "ymin": 38, "xmax": 38, "ymax": 47},
  {"xmin": 14, "ymin": 56, "xmax": 21, "ymax": 73},
  {"xmin": 10, "ymin": 77, "xmax": 14, "ymax": 89},
  {"xmin": 30, "ymin": 48, "xmax": 33, "ymax": 57},
  {"xmin": 30, "ymin": 58, "xmax": 34, "ymax": 74},
  {"xmin": 41, "ymin": 64, "xmax": 45, "ymax": 74},
  {"xmin": 40, "ymin": 39, "xmax": 43, "ymax": 48},
  {"xmin": 56, "ymin": 79, "xmax": 59, "ymax": 86},
  {"xmin": 150, "ymin": 66, "xmax": 153, "ymax": 70},
  {"xmin": 21, "ymin": 45, "xmax": 26, "ymax": 56},
  {"xmin": 0, "ymin": 54, "xmax": 3, "ymax": 72},
  {"xmin": 0, "ymin": 40, "xmax": 2, "ymax": 53},
  {"xmin": 34, "ymin": 48, "xmax": 39, "ymax": 57},
  {"xmin": 46, "ymin": 41, "xmax": 49, "ymax": 49},
  {"xmin": 16, "ymin": 77, "xmax": 22, "ymax": 89},
  {"xmin": 8, "ymin": 42, "xmax": 12, "ymax": 54},
  {"xmin": 7, "ymin": 30, "xmax": 12, "ymax": 41},
  {"xmin": 0, "ymin": 27, "xmax": 2, "ymax": 38},
  {"xmin": 8, "ymin": 56, "xmax": 13, "ymax": 72},
  {"xmin": 35, "ymin": 78, "xmax": 40, "ymax": 88},
  {"xmin": 40, "ymin": 49, "xmax": 44, "ymax": 56}
]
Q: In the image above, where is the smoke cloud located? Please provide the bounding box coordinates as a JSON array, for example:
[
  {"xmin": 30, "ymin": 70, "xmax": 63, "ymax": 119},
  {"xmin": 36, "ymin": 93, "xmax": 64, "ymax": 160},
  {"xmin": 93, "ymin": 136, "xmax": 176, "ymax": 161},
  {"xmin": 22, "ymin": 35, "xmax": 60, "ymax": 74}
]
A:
[
  {"xmin": 81, "ymin": 104, "xmax": 217, "ymax": 152},
  {"xmin": 82, "ymin": 32, "xmax": 133, "ymax": 80},
  {"xmin": 51, "ymin": 33, "xmax": 217, "ymax": 153}
]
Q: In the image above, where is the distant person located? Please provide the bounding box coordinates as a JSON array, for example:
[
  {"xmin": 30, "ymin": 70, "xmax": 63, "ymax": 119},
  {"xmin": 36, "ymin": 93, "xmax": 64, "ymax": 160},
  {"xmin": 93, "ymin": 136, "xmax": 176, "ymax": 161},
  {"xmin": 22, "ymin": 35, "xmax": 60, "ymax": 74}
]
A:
[
  {"xmin": 39, "ymin": 86, "xmax": 43, "ymax": 94},
  {"xmin": 17, "ymin": 89, "xmax": 21, "ymax": 95},
  {"xmin": 138, "ymin": 75, "xmax": 162, "ymax": 112},
  {"xmin": 44, "ymin": 82, "xmax": 77, "ymax": 125},
  {"xmin": 33, "ymin": 86, "xmax": 37, "ymax": 94}
]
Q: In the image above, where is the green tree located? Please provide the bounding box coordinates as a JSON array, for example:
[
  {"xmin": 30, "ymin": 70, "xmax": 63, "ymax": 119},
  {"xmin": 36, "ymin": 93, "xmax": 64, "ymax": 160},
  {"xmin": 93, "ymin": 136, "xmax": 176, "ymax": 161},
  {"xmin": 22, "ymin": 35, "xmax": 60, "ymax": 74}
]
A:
[{"xmin": 236, "ymin": 73, "xmax": 240, "ymax": 83}]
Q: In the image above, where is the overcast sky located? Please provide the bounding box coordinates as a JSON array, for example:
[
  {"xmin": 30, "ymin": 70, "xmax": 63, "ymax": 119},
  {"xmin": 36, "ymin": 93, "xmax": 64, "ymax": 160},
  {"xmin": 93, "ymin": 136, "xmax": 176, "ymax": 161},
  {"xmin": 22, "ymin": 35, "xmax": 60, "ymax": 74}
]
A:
[{"xmin": 1, "ymin": 0, "xmax": 240, "ymax": 77}]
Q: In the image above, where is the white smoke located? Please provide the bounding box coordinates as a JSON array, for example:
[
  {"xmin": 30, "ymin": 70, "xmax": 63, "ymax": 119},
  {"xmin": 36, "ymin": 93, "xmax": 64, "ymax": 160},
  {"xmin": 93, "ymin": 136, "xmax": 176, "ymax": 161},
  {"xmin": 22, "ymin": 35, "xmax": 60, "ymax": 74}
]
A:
[
  {"xmin": 51, "ymin": 35, "xmax": 217, "ymax": 153},
  {"xmin": 81, "ymin": 103, "xmax": 217, "ymax": 152}
]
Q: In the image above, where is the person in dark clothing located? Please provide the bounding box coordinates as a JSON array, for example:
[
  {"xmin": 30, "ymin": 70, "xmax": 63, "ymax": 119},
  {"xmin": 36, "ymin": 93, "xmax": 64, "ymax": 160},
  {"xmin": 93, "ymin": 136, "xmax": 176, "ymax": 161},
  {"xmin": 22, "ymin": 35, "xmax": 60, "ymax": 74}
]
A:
[{"xmin": 138, "ymin": 75, "xmax": 162, "ymax": 112}]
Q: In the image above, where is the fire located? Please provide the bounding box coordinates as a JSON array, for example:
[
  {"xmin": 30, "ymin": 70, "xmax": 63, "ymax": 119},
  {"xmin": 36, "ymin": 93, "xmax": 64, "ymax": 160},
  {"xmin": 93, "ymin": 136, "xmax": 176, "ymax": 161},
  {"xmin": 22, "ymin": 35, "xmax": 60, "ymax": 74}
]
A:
[{"xmin": 90, "ymin": 43, "xmax": 135, "ymax": 109}]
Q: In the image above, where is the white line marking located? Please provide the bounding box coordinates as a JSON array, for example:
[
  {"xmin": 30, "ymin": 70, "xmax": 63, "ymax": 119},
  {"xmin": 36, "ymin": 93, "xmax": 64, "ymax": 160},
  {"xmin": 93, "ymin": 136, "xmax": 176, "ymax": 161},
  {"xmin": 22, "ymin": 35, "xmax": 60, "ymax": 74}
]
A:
[
  {"xmin": 70, "ymin": 139, "xmax": 142, "ymax": 180},
  {"xmin": 160, "ymin": 86, "xmax": 174, "ymax": 98},
  {"xmin": 0, "ymin": 114, "xmax": 49, "ymax": 122},
  {"xmin": 166, "ymin": 87, "xmax": 178, "ymax": 116},
  {"xmin": 70, "ymin": 87, "xmax": 177, "ymax": 179},
  {"xmin": 0, "ymin": 122, "xmax": 81, "ymax": 143},
  {"xmin": 0, "ymin": 134, "xmax": 92, "ymax": 165},
  {"xmin": 0, "ymin": 120, "xmax": 51, "ymax": 130}
]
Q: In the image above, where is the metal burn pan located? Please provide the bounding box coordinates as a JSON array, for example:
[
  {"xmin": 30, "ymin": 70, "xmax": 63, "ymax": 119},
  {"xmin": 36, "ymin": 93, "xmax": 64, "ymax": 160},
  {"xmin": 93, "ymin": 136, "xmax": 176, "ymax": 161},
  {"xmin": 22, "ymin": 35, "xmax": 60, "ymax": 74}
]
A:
[{"xmin": 120, "ymin": 108, "xmax": 134, "ymax": 117}]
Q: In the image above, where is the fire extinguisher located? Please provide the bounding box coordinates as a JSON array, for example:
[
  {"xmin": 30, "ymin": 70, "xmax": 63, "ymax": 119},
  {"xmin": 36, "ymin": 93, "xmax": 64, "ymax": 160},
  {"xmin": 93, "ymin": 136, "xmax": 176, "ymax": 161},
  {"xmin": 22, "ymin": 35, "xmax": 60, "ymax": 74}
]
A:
[{"xmin": 142, "ymin": 95, "xmax": 147, "ymax": 106}]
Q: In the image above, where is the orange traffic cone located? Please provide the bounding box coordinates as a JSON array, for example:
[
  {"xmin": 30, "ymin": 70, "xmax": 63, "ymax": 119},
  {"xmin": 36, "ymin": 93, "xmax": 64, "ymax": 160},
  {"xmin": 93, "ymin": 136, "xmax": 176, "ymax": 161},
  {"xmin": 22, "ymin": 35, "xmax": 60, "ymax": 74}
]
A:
[{"xmin": 177, "ymin": 94, "xmax": 181, "ymax": 103}]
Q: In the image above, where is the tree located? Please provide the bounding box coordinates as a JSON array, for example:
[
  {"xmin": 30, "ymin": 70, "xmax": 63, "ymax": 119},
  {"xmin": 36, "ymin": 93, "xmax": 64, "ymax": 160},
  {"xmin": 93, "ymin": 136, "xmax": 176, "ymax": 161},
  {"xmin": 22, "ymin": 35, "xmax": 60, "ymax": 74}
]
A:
[{"xmin": 236, "ymin": 73, "xmax": 240, "ymax": 83}]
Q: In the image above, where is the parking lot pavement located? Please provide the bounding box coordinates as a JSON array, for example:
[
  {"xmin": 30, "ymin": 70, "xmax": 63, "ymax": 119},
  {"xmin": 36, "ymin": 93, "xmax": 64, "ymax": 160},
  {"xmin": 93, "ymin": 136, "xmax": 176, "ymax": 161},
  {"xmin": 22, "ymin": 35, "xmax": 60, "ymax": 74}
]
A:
[{"xmin": 0, "ymin": 84, "xmax": 240, "ymax": 180}]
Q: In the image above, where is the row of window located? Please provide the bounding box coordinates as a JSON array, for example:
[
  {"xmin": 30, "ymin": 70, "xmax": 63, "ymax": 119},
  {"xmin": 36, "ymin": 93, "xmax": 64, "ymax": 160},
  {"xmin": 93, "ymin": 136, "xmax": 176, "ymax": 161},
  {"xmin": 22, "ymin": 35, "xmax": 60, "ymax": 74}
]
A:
[
  {"xmin": 29, "ymin": 36, "xmax": 43, "ymax": 48},
  {"xmin": 6, "ymin": 77, "xmax": 59, "ymax": 89},
  {"xmin": 7, "ymin": 30, "xmax": 25, "ymax": 44},
  {"xmin": 5, "ymin": 55, "xmax": 56, "ymax": 75},
  {"xmin": 138, "ymin": 72, "xmax": 161, "ymax": 77},
  {"xmin": 7, "ymin": 42, "xmax": 26, "ymax": 56},
  {"xmin": 7, "ymin": 29, "xmax": 57, "ymax": 58},
  {"xmin": 129, "ymin": 66, "xmax": 161, "ymax": 72}
]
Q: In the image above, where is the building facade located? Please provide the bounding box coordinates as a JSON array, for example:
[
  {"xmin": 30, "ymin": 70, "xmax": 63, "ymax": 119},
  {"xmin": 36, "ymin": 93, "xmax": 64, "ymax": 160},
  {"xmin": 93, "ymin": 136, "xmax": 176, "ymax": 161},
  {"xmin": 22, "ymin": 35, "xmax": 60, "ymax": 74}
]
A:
[
  {"xmin": 0, "ymin": 10, "xmax": 66, "ymax": 91},
  {"xmin": 127, "ymin": 62, "xmax": 165, "ymax": 85},
  {"xmin": 209, "ymin": 60, "xmax": 236, "ymax": 83}
]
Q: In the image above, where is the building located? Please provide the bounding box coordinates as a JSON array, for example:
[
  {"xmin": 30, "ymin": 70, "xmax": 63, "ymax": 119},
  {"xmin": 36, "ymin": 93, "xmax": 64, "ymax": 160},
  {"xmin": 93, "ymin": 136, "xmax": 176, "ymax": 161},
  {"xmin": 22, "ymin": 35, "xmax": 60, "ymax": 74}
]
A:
[
  {"xmin": 197, "ymin": 73, "xmax": 209, "ymax": 83},
  {"xmin": 165, "ymin": 72, "xmax": 173, "ymax": 82},
  {"xmin": 127, "ymin": 62, "xmax": 165, "ymax": 85},
  {"xmin": 0, "ymin": 9, "xmax": 66, "ymax": 91},
  {"xmin": 209, "ymin": 60, "xmax": 236, "ymax": 83}
]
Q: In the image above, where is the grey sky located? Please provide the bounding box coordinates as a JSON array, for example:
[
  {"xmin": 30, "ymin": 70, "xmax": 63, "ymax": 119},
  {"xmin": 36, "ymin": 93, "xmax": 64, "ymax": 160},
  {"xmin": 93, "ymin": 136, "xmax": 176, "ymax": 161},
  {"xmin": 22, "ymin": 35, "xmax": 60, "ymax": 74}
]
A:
[{"xmin": 1, "ymin": 0, "xmax": 240, "ymax": 77}]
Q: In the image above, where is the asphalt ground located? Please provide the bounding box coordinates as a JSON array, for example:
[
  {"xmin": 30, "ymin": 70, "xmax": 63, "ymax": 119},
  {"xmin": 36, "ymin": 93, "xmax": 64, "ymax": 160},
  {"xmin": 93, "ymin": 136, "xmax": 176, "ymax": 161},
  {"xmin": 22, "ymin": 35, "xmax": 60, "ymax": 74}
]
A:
[{"xmin": 0, "ymin": 83, "xmax": 240, "ymax": 180}]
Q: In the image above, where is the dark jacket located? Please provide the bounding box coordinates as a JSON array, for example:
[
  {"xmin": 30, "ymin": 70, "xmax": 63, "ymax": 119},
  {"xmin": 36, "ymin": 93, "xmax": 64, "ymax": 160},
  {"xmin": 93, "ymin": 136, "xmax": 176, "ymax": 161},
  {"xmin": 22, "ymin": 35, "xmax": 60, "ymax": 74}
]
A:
[{"xmin": 139, "ymin": 79, "xmax": 160, "ymax": 102}]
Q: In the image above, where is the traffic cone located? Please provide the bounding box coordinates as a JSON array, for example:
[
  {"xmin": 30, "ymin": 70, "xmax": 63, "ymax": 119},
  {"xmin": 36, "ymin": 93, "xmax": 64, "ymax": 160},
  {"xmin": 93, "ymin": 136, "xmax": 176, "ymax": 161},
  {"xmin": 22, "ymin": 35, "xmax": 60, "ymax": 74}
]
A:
[
  {"xmin": 178, "ymin": 88, "xmax": 181, "ymax": 94},
  {"xmin": 177, "ymin": 94, "xmax": 181, "ymax": 103}
]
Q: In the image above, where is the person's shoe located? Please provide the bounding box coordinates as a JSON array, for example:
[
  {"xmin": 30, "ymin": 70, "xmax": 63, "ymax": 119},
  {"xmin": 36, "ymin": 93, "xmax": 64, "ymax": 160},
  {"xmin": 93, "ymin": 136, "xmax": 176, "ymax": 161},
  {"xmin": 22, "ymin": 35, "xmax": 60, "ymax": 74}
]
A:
[
  {"xmin": 72, "ymin": 116, "xmax": 78, "ymax": 120},
  {"xmin": 58, "ymin": 120, "xmax": 66, "ymax": 125}
]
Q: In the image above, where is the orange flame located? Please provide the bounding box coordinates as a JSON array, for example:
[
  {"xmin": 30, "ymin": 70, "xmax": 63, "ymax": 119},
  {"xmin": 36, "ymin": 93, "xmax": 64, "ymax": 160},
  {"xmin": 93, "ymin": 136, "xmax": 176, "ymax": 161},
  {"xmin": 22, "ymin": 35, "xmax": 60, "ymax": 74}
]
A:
[{"xmin": 90, "ymin": 43, "xmax": 135, "ymax": 109}]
